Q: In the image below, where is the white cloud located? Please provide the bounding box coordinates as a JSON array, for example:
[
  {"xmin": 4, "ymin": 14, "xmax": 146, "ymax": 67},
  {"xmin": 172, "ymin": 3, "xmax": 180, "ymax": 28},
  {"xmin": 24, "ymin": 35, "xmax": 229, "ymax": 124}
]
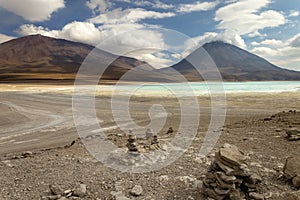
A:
[
  {"xmin": 86, "ymin": 0, "xmax": 112, "ymax": 13},
  {"xmin": 17, "ymin": 21, "xmax": 172, "ymax": 68},
  {"xmin": 289, "ymin": 10, "xmax": 299, "ymax": 17},
  {"xmin": 0, "ymin": 0, "xmax": 65, "ymax": 22},
  {"xmin": 215, "ymin": 0, "xmax": 286, "ymax": 36},
  {"xmin": 181, "ymin": 30, "xmax": 246, "ymax": 58},
  {"xmin": 115, "ymin": 0, "xmax": 174, "ymax": 10},
  {"xmin": 177, "ymin": 1, "xmax": 219, "ymax": 13},
  {"xmin": 0, "ymin": 33, "xmax": 15, "ymax": 44},
  {"xmin": 290, "ymin": 34, "xmax": 300, "ymax": 47},
  {"xmin": 250, "ymin": 33, "xmax": 300, "ymax": 71},
  {"xmin": 247, "ymin": 31, "xmax": 267, "ymax": 38},
  {"xmin": 260, "ymin": 39, "xmax": 285, "ymax": 47},
  {"xmin": 89, "ymin": 8, "xmax": 175, "ymax": 24},
  {"xmin": 153, "ymin": 1, "xmax": 174, "ymax": 9}
]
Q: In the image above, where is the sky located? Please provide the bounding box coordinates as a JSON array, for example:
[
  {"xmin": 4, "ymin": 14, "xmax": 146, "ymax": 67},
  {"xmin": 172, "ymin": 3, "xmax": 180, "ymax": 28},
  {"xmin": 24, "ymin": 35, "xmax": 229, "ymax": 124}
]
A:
[{"xmin": 0, "ymin": 0, "xmax": 299, "ymax": 71}]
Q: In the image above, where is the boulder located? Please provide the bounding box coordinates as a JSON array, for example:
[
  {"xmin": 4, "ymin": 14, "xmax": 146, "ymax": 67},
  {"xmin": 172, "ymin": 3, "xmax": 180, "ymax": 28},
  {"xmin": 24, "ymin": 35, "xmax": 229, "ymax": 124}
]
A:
[{"xmin": 284, "ymin": 156, "xmax": 300, "ymax": 179}]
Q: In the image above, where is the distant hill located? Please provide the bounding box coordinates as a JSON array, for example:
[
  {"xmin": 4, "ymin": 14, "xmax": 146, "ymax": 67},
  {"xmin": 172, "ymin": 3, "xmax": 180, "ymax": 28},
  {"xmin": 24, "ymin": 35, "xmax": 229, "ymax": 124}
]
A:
[
  {"xmin": 164, "ymin": 41, "xmax": 300, "ymax": 81},
  {"xmin": 1, "ymin": 36, "xmax": 299, "ymax": 83},
  {"xmin": 0, "ymin": 34, "xmax": 156, "ymax": 83}
]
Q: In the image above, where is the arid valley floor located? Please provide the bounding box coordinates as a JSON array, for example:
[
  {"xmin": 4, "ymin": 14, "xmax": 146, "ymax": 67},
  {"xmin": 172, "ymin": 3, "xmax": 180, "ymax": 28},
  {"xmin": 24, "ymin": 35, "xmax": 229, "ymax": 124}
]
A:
[{"xmin": 0, "ymin": 86, "xmax": 299, "ymax": 199}]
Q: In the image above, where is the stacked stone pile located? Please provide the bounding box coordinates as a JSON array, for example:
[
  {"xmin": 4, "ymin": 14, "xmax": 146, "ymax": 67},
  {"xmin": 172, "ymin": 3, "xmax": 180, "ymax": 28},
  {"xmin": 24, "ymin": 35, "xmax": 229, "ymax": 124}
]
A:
[
  {"xmin": 126, "ymin": 135, "xmax": 139, "ymax": 152},
  {"xmin": 203, "ymin": 144, "xmax": 264, "ymax": 200}
]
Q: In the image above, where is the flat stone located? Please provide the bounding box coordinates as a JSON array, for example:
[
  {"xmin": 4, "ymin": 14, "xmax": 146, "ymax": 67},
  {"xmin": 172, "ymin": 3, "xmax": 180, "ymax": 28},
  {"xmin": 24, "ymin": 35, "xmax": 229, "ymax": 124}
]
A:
[
  {"xmin": 215, "ymin": 173, "xmax": 237, "ymax": 190},
  {"xmin": 45, "ymin": 195, "xmax": 62, "ymax": 200},
  {"xmin": 214, "ymin": 187, "xmax": 230, "ymax": 195},
  {"xmin": 130, "ymin": 185, "xmax": 143, "ymax": 196},
  {"xmin": 249, "ymin": 192, "xmax": 265, "ymax": 200},
  {"xmin": 204, "ymin": 187, "xmax": 224, "ymax": 200},
  {"xmin": 215, "ymin": 157, "xmax": 250, "ymax": 176},
  {"xmin": 284, "ymin": 156, "xmax": 300, "ymax": 179},
  {"xmin": 218, "ymin": 144, "xmax": 246, "ymax": 168},
  {"xmin": 215, "ymin": 171, "xmax": 237, "ymax": 183}
]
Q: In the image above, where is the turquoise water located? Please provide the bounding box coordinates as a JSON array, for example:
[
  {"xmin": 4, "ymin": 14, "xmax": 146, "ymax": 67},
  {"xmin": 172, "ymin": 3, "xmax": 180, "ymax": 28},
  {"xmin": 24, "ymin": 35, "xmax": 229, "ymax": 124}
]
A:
[{"xmin": 108, "ymin": 81, "xmax": 300, "ymax": 96}]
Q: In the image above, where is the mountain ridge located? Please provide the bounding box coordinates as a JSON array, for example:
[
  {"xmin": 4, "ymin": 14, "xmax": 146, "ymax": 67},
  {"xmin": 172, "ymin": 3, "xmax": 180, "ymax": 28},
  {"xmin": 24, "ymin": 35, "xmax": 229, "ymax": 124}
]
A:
[
  {"xmin": 0, "ymin": 34, "xmax": 153, "ymax": 83},
  {"xmin": 0, "ymin": 35, "xmax": 299, "ymax": 82},
  {"xmin": 166, "ymin": 40, "xmax": 300, "ymax": 81}
]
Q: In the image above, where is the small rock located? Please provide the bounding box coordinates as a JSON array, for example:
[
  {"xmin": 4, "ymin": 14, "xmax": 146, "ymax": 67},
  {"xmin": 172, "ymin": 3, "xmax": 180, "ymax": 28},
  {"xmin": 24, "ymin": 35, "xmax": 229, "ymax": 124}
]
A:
[
  {"xmin": 186, "ymin": 196, "xmax": 194, "ymax": 200},
  {"xmin": 248, "ymin": 173, "xmax": 262, "ymax": 184},
  {"xmin": 130, "ymin": 185, "xmax": 143, "ymax": 196},
  {"xmin": 58, "ymin": 197, "xmax": 68, "ymax": 200},
  {"xmin": 73, "ymin": 184, "xmax": 87, "ymax": 197},
  {"xmin": 22, "ymin": 151, "xmax": 33, "ymax": 158},
  {"xmin": 283, "ymin": 190, "xmax": 300, "ymax": 200},
  {"xmin": 111, "ymin": 191, "xmax": 131, "ymax": 200},
  {"xmin": 49, "ymin": 184, "xmax": 64, "ymax": 195},
  {"xmin": 249, "ymin": 192, "xmax": 265, "ymax": 200},
  {"xmin": 43, "ymin": 195, "xmax": 62, "ymax": 200},
  {"xmin": 2, "ymin": 160, "xmax": 14, "ymax": 168},
  {"xmin": 166, "ymin": 127, "xmax": 174, "ymax": 134},
  {"xmin": 292, "ymin": 175, "xmax": 300, "ymax": 188}
]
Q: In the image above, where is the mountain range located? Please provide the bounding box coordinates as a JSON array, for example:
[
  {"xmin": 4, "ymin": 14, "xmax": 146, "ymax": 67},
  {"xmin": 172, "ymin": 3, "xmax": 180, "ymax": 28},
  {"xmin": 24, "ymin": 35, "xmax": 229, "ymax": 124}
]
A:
[{"xmin": 0, "ymin": 34, "xmax": 299, "ymax": 83}]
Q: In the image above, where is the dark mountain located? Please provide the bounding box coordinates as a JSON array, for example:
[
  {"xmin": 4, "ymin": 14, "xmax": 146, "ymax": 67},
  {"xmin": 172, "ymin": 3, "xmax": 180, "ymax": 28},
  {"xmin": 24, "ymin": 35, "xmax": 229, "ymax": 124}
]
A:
[
  {"xmin": 0, "ymin": 34, "xmax": 158, "ymax": 83},
  {"xmin": 165, "ymin": 41, "xmax": 300, "ymax": 81},
  {"xmin": 1, "ymin": 36, "xmax": 299, "ymax": 83}
]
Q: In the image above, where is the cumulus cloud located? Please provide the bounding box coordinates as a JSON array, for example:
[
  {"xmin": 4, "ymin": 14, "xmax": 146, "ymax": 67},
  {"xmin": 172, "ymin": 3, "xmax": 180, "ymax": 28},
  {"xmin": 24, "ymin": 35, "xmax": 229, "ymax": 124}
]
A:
[
  {"xmin": 0, "ymin": 33, "xmax": 15, "ymax": 44},
  {"xmin": 251, "ymin": 33, "xmax": 300, "ymax": 71},
  {"xmin": 17, "ymin": 21, "xmax": 172, "ymax": 68},
  {"xmin": 89, "ymin": 8, "xmax": 175, "ymax": 24},
  {"xmin": 0, "ymin": 0, "xmax": 65, "ymax": 22},
  {"xmin": 215, "ymin": 0, "xmax": 286, "ymax": 36},
  {"xmin": 177, "ymin": 1, "xmax": 219, "ymax": 13}
]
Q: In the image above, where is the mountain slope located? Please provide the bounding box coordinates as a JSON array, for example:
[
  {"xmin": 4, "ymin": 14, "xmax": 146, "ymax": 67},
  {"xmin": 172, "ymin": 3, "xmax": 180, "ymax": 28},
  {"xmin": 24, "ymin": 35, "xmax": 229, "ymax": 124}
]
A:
[
  {"xmin": 166, "ymin": 41, "xmax": 300, "ymax": 81},
  {"xmin": 0, "ymin": 34, "xmax": 153, "ymax": 83}
]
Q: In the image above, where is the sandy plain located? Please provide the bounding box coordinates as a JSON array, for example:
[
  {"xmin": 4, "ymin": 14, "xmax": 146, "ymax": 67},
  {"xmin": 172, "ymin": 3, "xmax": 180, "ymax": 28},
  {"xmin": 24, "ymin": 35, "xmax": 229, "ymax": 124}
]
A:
[{"xmin": 0, "ymin": 84, "xmax": 299, "ymax": 199}]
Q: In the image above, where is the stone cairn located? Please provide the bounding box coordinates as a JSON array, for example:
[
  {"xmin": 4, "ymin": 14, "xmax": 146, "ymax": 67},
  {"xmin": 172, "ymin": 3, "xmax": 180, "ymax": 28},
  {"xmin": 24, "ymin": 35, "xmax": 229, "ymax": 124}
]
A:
[
  {"xmin": 166, "ymin": 127, "xmax": 174, "ymax": 134},
  {"xmin": 151, "ymin": 135, "xmax": 159, "ymax": 145},
  {"xmin": 285, "ymin": 128, "xmax": 300, "ymax": 141},
  {"xmin": 126, "ymin": 135, "xmax": 139, "ymax": 152},
  {"xmin": 203, "ymin": 144, "xmax": 264, "ymax": 200},
  {"xmin": 145, "ymin": 128, "xmax": 154, "ymax": 139}
]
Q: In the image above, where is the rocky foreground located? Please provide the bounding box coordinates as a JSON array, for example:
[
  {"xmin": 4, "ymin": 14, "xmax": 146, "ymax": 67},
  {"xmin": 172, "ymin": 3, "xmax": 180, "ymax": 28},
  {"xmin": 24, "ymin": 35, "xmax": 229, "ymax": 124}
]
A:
[{"xmin": 0, "ymin": 111, "xmax": 300, "ymax": 200}]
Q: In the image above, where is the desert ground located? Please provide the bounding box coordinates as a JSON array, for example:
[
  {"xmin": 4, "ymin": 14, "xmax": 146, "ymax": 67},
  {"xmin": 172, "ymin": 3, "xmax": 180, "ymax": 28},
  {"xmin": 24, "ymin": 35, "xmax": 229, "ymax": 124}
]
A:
[{"xmin": 0, "ymin": 85, "xmax": 299, "ymax": 199}]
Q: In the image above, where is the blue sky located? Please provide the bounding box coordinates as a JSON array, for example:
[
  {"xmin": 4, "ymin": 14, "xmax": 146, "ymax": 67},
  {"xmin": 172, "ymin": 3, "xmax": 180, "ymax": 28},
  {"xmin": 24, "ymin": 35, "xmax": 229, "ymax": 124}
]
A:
[{"xmin": 0, "ymin": 0, "xmax": 299, "ymax": 70}]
